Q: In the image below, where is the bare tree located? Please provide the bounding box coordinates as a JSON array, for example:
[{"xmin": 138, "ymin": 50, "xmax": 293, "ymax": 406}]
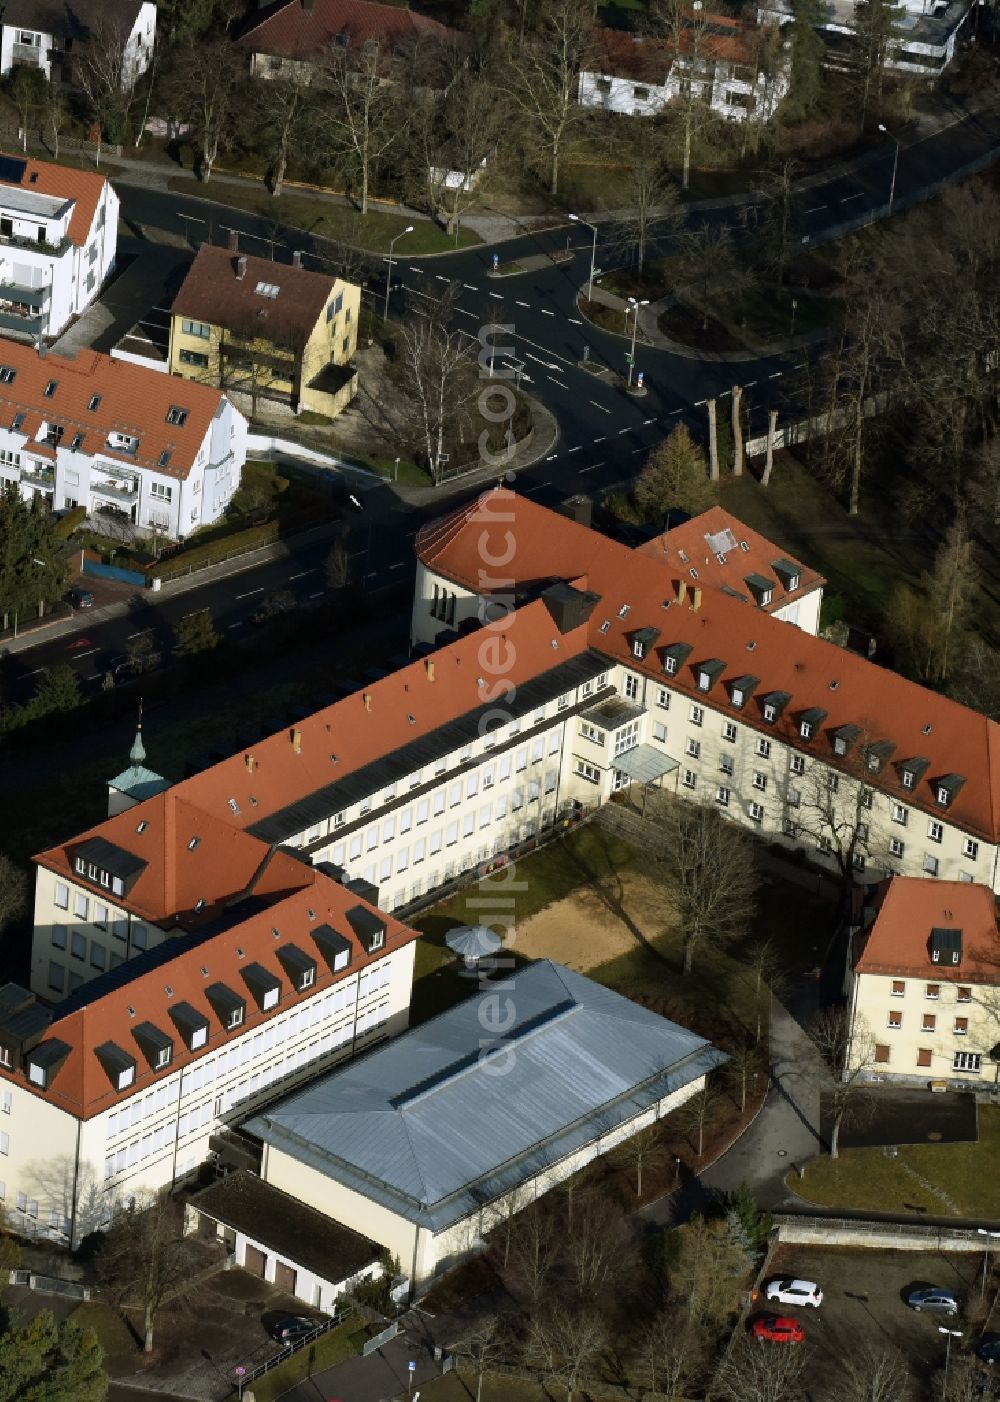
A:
[
  {"xmin": 325, "ymin": 527, "xmax": 353, "ymax": 591},
  {"xmin": 509, "ymin": 0, "xmax": 593, "ymax": 195},
  {"xmin": 0, "ymin": 852, "xmax": 28, "ymax": 939},
  {"xmin": 94, "ymin": 1191, "xmax": 206, "ymax": 1351},
  {"xmin": 44, "ymin": 84, "xmax": 69, "ymax": 159},
  {"xmin": 670, "ymin": 1215, "xmax": 754, "ymax": 1326},
  {"xmin": 725, "ymin": 1037, "xmax": 766, "ymax": 1113},
  {"xmin": 639, "ymin": 1310, "xmax": 709, "ymax": 1400},
  {"xmin": 647, "ymin": 794, "xmax": 759, "ymax": 975},
  {"xmin": 8, "ymin": 68, "xmax": 46, "ymax": 153},
  {"xmin": 609, "ymin": 126, "xmax": 682, "ymax": 278},
  {"xmin": 565, "ymin": 1192, "xmax": 635, "ymax": 1303},
  {"xmin": 457, "ymin": 1315, "xmax": 506, "ymax": 1402},
  {"xmin": 382, "ymin": 312, "xmax": 480, "ymax": 481},
  {"xmin": 810, "ymin": 1005, "xmax": 877, "ymax": 1159},
  {"xmin": 612, "ymin": 1121, "xmax": 670, "ymax": 1199},
  {"xmin": 172, "ymin": 40, "xmax": 241, "ymax": 182},
  {"xmin": 650, "ymin": 0, "xmax": 715, "ymax": 190},
  {"xmin": 792, "ymin": 746, "xmax": 884, "ymax": 910},
  {"xmin": 525, "ymin": 1305, "xmax": 607, "ymax": 1402},
  {"xmin": 504, "ymin": 1203, "xmax": 558, "ymax": 1309},
  {"xmin": 841, "ymin": 1344, "xmax": 914, "ymax": 1402},
  {"xmin": 417, "ymin": 71, "xmax": 503, "ymax": 236},
  {"xmin": 715, "ymin": 1333, "xmax": 808, "ymax": 1402},
  {"xmin": 744, "ymin": 935, "xmax": 785, "ymax": 1045},
  {"xmin": 320, "ymin": 39, "xmax": 403, "ymax": 216},
  {"xmin": 258, "ymin": 73, "xmax": 310, "ymax": 198},
  {"xmin": 76, "ymin": 18, "xmax": 141, "ymax": 159},
  {"xmin": 674, "ymin": 1083, "xmax": 720, "ymax": 1160},
  {"xmin": 885, "ymin": 507, "xmax": 977, "ymax": 686}
]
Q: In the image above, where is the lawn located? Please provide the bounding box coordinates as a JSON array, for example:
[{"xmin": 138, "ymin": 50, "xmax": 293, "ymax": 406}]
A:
[
  {"xmin": 658, "ymin": 288, "xmax": 838, "ymax": 352},
  {"xmin": 165, "ymin": 177, "xmax": 481, "ymax": 254},
  {"xmin": 248, "ymin": 1317, "xmax": 368, "ymax": 1402},
  {"xmin": 417, "ymin": 1373, "xmax": 628, "ymax": 1402},
  {"xmin": 791, "ymin": 1105, "xmax": 1000, "ymax": 1219},
  {"xmin": 579, "ymin": 296, "xmax": 649, "ymax": 343},
  {"xmin": 68, "ymin": 1301, "xmax": 137, "ymax": 1371}
]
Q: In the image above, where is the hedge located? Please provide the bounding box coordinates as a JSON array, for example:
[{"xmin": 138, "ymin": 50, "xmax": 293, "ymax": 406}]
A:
[
  {"xmin": 54, "ymin": 505, "xmax": 87, "ymax": 539},
  {"xmin": 149, "ymin": 520, "xmax": 283, "ymax": 582}
]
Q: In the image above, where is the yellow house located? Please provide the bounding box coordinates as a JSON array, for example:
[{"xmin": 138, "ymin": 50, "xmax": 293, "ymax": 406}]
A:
[
  {"xmin": 848, "ymin": 877, "xmax": 1000, "ymax": 1089},
  {"xmin": 168, "ymin": 240, "xmax": 360, "ymax": 419}
]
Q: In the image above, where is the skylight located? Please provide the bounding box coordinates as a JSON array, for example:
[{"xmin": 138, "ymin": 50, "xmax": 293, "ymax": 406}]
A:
[
  {"xmin": 43, "ymin": 380, "xmax": 57, "ymax": 398},
  {"xmin": 0, "ymin": 365, "xmax": 15, "ymax": 383},
  {"xmin": 255, "ymin": 280, "xmax": 280, "ymax": 298},
  {"xmin": 165, "ymin": 406, "xmax": 188, "ymax": 427}
]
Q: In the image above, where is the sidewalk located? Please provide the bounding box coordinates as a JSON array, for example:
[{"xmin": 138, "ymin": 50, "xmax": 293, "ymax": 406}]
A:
[{"xmin": 276, "ymin": 1324, "xmax": 440, "ymax": 1402}]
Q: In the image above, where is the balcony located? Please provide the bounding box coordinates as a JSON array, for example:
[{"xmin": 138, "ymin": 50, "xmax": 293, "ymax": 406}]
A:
[
  {"xmin": 20, "ymin": 465, "xmax": 54, "ymax": 490},
  {"xmin": 0, "ymin": 229, "xmax": 69, "ymax": 259},
  {"xmin": 91, "ymin": 477, "xmax": 139, "ymax": 505},
  {"xmin": 0, "ymin": 306, "xmax": 45, "ymax": 336},
  {"xmin": 0, "ymin": 282, "xmax": 49, "ymax": 309},
  {"xmin": 11, "ymin": 43, "xmax": 43, "ymax": 65}
]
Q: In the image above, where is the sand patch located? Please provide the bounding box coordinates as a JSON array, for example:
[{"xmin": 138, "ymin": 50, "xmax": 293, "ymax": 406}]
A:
[{"xmin": 510, "ymin": 870, "xmax": 677, "ymax": 971}]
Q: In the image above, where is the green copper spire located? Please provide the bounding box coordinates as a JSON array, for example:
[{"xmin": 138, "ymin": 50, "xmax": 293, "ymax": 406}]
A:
[{"xmin": 128, "ymin": 702, "xmax": 146, "ymax": 767}]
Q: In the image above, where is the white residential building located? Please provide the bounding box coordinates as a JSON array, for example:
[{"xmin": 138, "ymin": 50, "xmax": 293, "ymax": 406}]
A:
[
  {"xmin": 0, "ymin": 154, "xmax": 118, "ymax": 339},
  {"xmin": 0, "ymin": 0, "xmax": 156, "ymax": 86},
  {"xmin": 578, "ymin": 20, "xmax": 790, "ymax": 125},
  {"xmin": 758, "ymin": 0, "xmax": 974, "ymax": 76},
  {"xmin": 0, "ymin": 340, "xmax": 246, "ymax": 540}
]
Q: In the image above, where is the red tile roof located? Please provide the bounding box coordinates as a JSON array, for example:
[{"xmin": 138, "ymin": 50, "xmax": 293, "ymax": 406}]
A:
[
  {"xmin": 855, "ymin": 878, "xmax": 1000, "ymax": 982},
  {"xmin": 0, "ymin": 152, "xmax": 109, "ymax": 247},
  {"xmin": 238, "ymin": 0, "xmax": 451, "ymax": 60},
  {"xmin": 585, "ymin": 16, "xmax": 765, "ymax": 80},
  {"xmin": 0, "ymin": 341, "xmax": 229, "ymax": 481}
]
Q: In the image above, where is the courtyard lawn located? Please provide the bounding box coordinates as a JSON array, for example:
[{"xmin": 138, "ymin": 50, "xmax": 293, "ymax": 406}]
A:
[
  {"xmin": 248, "ymin": 1318, "xmax": 368, "ymax": 1402},
  {"xmin": 68, "ymin": 1301, "xmax": 137, "ymax": 1371},
  {"xmin": 791, "ymin": 1105, "xmax": 1000, "ymax": 1219}
]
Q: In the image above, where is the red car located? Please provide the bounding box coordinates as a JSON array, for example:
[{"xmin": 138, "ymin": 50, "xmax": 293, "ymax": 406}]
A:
[{"xmin": 751, "ymin": 1314, "xmax": 805, "ymax": 1344}]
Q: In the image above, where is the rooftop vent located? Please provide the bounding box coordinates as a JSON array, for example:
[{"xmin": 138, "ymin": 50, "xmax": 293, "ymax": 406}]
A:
[{"xmin": 290, "ymin": 727, "xmax": 302, "ymax": 753}]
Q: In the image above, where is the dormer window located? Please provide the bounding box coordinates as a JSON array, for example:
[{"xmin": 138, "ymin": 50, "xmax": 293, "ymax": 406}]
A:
[
  {"xmin": 43, "ymin": 380, "xmax": 57, "ymax": 398},
  {"xmin": 241, "ymin": 963, "xmax": 281, "ymax": 1012},
  {"xmin": 696, "ymin": 659, "xmax": 725, "ymax": 693},
  {"xmin": 313, "ymin": 923, "xmax": 352, "ymax": 973},
  {"xmin": 832, "ymin": 724, "xmax": 862, "ymax": 758},
  {"xmin": 898, "ymin": 756, "xmax": 930, "ymax": 793},
  {"xmin": 760, "ymin": 690, "xmax": 790, "ymax": 724},
  {"xmin": 0, "ymin": 365, "xmax": 15, "ymax": 384},
  {"xmin": 12, "ymin": 413, "xmax": 24, "ymax": 430},
  {"xmin": 168, "ymin": 1000, "xmax": 209, "ymax": 1051},
  {"xmin": 744, "ymin": 573, "xmax": 774, "ymax": 607},
  {"xmin": 88, "ymin": 394, "xmax": 101, "ymax": 411},
  {"xmin": 132, "ymin": 1021, "xmax": 173, "ymax": 1072},
  {"xmin": 205, "ymin": 982, "xmax": 246, "ymax": 1031},
  {"xmin": 71, "ymin": 432, "xmax": 84, "ymax": 450},
  {"xmin": 95, "ymin": 1041, "xmax": 137, "ymax": 1093},
  {"xmin": 798, "ymin": 707, "xmax": 827, "ymax": 742},
  {"xmin": 165, "ymin": 406, "xmax": 188, "ymax": 427},
  {"xmin": 629, "ymin": 626, "xmax": 660, "ymax": 661},
  {"xmin": 772, "ymin": 558, "xmax": 801, "ymax": 593},
  {"xmin": 276, "ymin": 943, "xmax": 317, "ymax": 993},
  {"xmin": 728, "ymin": 675, "xmax": 759, "ymax": 710},
  {"xmin": 935, "ymin": 774, "xmax": 965, "ymax": 808},
  {"xmin": 929, "ymin": 927, "xmax": 962, "ymax": 967}
]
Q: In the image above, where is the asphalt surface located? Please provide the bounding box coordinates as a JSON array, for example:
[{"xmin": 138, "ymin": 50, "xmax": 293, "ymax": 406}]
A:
[{"xmin": 821, "ymin": 1086, "xmax": 980, "ymax": 1149}]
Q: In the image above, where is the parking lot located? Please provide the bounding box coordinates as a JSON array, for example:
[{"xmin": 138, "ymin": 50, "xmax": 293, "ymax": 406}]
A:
[{"xmin": 761, "ymin": 1242, "xmax": 989, "ymax": 1395}]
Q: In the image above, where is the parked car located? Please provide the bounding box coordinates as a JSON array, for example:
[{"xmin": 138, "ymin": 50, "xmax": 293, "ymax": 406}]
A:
[
  {"xmin": 976, "ymin": 1334, "xmax": 1000, "ymax": 1363},
  {"xmin": 764, "ymin": 1278, "xmax": 823, "ymax": 1308},
  {"xmin": 906, "ymin": 1287, "xmax": 959, "ymax": 1316},
  {"xmin": 268, "ymin": 1315, "xmax": 319, "ymax": 1345},
  {"xmin": 751, "ymin": 1314, "xmax": 805, "ymax": 1344},
  {"xmin": 68, "ymin": 588, "xmax": 94, "ymax": 609}
]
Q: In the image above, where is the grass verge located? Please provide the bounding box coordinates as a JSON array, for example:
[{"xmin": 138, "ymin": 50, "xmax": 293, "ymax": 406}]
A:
[
  {"xmin": 68, "ymin": 1301, "xmax": 136, "ymax": 1369},
  {"xmin": 790, "ymin": 1105, "xmax": 1000, "ymax": 1219},
  {"xmin": 164, "ymin": 178, "xmax": 481, "ymax": 254},
  {"xmin": 248, "ymin": 1318, "xmax": 368, "ymax": 1402}
]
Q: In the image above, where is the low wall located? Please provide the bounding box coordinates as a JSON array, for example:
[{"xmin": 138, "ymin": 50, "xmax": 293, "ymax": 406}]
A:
[
  {"xmin": 245, "ymin": 433, "xmax": 352, "ymax": 472},
  {"xmin": 774, "ymin": 1211, "xmax": 996, "ymax": 1253},
  {"xmin": 82, "ymin": 558, "xmax": 147, "ymax": 587}
]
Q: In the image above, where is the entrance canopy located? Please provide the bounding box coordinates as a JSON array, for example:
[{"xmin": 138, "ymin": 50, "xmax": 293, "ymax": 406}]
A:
[{"xmin": 615, "ymin": 744, "xmax": 679, "ymax": 785}]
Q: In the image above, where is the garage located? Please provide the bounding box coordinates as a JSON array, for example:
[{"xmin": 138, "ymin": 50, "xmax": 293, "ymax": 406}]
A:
[
  {"xmin": 274, "ymin": 1260, "xmax": 297, "ymax": 1294},
  {"xmin": 244, "ymin": 1244, "xmax": 267, "ymax": 1278}
]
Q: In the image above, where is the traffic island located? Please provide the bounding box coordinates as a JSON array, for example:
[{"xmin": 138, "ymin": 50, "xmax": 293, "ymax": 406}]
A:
[{"xmin": 486, "ymin": 250, "xmax": 574, "ymax": 278}]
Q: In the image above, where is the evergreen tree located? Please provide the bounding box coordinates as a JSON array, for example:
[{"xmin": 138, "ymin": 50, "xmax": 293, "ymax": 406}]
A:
[
  {"xmin": 634, "ymin": 424, "xmax": 715, "ymax": 522},
  {"xmin": 0, "ymin": 485, "xmax": 68, "ymax": 628},
  {"xmin": 173, "ymin": 608, "xmax": 219, "ymax": 655},
  {"xmin": 854, "ymin": 0, "xmax": 905, "ymax": 128},
  {"xmin": 31, "ymin": 665, "xmax": 82, "ymax": 718},
  {"xmin": 0, "ymin": 1310, "xmax": 106, "ymax": 1402},
  {"xmin": 787, "ymin": 0, "xmax": 828, "ymax": 117}
]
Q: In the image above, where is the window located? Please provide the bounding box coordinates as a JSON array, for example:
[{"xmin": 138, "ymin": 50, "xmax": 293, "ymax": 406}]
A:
[
  {"xmin": 43, "ymin": 380, "xmax": 57, "ymax": 398},
  {"xmin": 71, "ymin": 932, "xmax": 85, "ymax": 961},
  {"xmin": 624, "ymin": 674, "xmax": 639, "ymax": 700},
  {"xmin": 887, "ymin": 1010, "xmax": 902, "ymax": 1029},
  {"xmin": 953, "ymin": 1051, "xmax": 981, "ymax": 1073},
  {"xmin": 902, "ymin": 770, "xmax": 915, "ymax": 790},
  {"xmin": 657, "ymin": 689, "xmax": 671, "ymax": 709},
  {"xmin": 891, "ymin": 804, "xmax": 908, "ymax": 826},
  {"xmin": 787, "ymin": 786, "xmax": 800, "ymax": 807},
  {"xmin": 90, "ymin": 944, "xmax": 106, "ymax": 971},
  {"xmin": 891, "ymin": 980, "xmax": 905, "ymax": 997},
  {"xmin": 749, "ymin": 801, "xmax": 764, "ymax": 823},
  {"xmin": 686, "ymin": 739, "xmax": 701, "ymax": 759},
  {"xmin": 166, "ymin": 405, "xmax": 188, "ymax": 426},
  {"xmin": 576, "ymin": 760, "xmax": 600, "ymax": 784},
  {"xmin": 853, "ymin": 852, "xmax": 866, "ymax": 872},
  {"xmin": 181, "ymin": 319, "xmax": 211, "ymax": 338},
  {"xmin": 752, "ymin": 772, "xmax": 767, "ymax": 792},
  {"xmin": 690, "ymin": 705, "xmax": 704, "ymax": 726},
  {"xmin": 255, "ymin": 280, "xmax": 280, "ymax": 298},
  {"xmin": 923, "ymin": 854, "xmax": 939, "ymax": 876},
  {"xmin": 228, "ymin": 1006, "xmax": 243, "ymax": 1030},
  {"xmin": 800, "ymin": 720, "xmax": 814, "ymax": 740},
  {"xmin": 54, "ymin": 883, "xmax": 68, "ymax": 910},
  {"xmin": 716, "ymin": 785, "xmax": 730, "ymax": 807},
  {"xmin": 52, "ymin": 925, "xmax": 67, "ymax": 950},
  {"xmin": 922, "ymin": 1014, "xmax": 936, "ymax": 1031},
  {"xmin": 917, "ymin": 1047, "xmax": 932, "ymax": 1068},
  {"xmin": 179, "ymin": 349, "xmax": 209, "ymax": 367},
  {"xmin": 889, "ymin": 837, "xmax": 905, "ymax": 858},
  {"xmin": 957, "ymin": 987, "xmax": 972, "ymax": 1003},
  {"xmin": 783, "ymin": 819, "xmax": 798, "ymax": 838},
  {"xmin": 720, "ymin": 754, "xmax": 734, "ymax": 777},
  {"xmin": 74, "ymin": 893, "xmax": 88, "ymax": 920},
  {"xmin": 48, "ymin": 961, "xmax": 64, "ymax": 993},
  {"xmin": 790, "ymin": 755, "xmax": 805, "ymax": 776},
  {"xmin": 756, "ymin": 737, "xmax": 771, "ymax": 758},
  {"xmin": 827, "ymin": 773, "xmax": 839, "ymax": 793},
  {"xmin": 928, "ymin": 820, "xmax": 943, "ymax": 843},
  {"xmin": 664, "ymin": 656, "xmax": 678, "ymax": 676},
  {"xmin": 857, "ymin": 822, "xmax": 869, "ymax": 842},
  {"xmin": 954, "ymin": 1017, "xmax": 969, "ymax": 1036},
  {"xmin": 874, "ymin": 1044, "xmax": 890, "ymax": 1064},
  {"xmin": 653, "ymin": 722, "xmax": 667, "ymax": 743},
  {"xmin": 682, "ymin": 770, "xmax": 697, "ymax": 790},
  {"xmin": 963, "ymin": 838, "xmax": 979, "ymax": 860},
  {"xmin": 926, "ymin": 984, "xmax": 940, "ymax": 1000}
]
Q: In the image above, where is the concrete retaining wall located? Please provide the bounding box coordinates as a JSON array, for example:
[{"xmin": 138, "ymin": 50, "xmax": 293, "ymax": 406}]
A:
[{"xmin": 774, "ymin": 1212, "xmax": 992, "ymax": 1253}]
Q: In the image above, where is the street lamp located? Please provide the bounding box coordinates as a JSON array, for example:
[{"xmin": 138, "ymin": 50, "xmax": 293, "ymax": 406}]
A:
[
  {"xmin": 938, "ymin": 1325, "xmax": 962, "ymax": 1400},
  {"xmin": 13, "ymin": 557, "xmax": 48, "ymax": 641},
  {"xmin": 568, "ymin": 213, "xmax": 598, "ymax": 303},
  {"xmin": 877, "ymin": 124, "xmax": 900, "ymax": 215},
  {"xmin": 384, "ymin": 225, "xmax": 414, "ymax": 321},
  {"xmin": 625, "ymin": 297, "xmax": 648, "ymax": 389},
  {"xmin": 978, "ymin": 1228, "xmax": 1000, "ymax": 1297}
]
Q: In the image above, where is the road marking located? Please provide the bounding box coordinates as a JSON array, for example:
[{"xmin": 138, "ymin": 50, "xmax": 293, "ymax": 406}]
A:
[
  {"xmin": 806, "ymin": 204, "xmax": 827, "ymax": 213},
  {"xmin": 589, "ymin": 400, "xmax": 612, "ymax": 414},
  {"xmin": 769, "ymin": 371, "xmax": 783, "ymax": 379},
  {"xmin": 670, "ymin": 407, "xmax": 683, "ymax": 414},
  {"xmin": 618, "ymin": 427, "xmax": 631, "ymax": 434},
  {"xmin": 72, "ymin": 648, "xmax": 99, "ymax": 660},
  {"xmin": 694, "ymin": 398, "xmax": 706, "ymax": 406},
  {"xmin": 235, "ymin": 588, "xmax": 264, "ymax": 600},
  {"xmin": 23, "ymin": 667, "xmax": 43, "ymax": 677},
  {"xmin": 568, "ymin": 317, "xmax": 582, "ymax": 325},
  {"xmin": 488, "ymin": 292, "xmax": 503, "ymax": 300},
  {"xmin": 127, "ymin": 628, "xmax": 150, "ymax": 639},
  {"xmin": 227, "ymin": 622, "xmax": 243, "ymax": 630},
  {"xmin": 547, "ymin": 377, "xmax": 568, "ymax": 389},
  {"xmin": 631, "ymin": 446, "xmax": 646, "ymax": 454},
  {"xmin": 408, "ymin": 265, "xmax": 422, "ymax": 273},
  {"xmin": 593, "ymin": 436, "xmax": 606, "ymax": 444},
  {"xmin": 516, "ymin": 300, "xmax": 530, "ymax": 308},
  {"xmin": 541, "ymin": 309, "xmax": 555, "ymax": 316},
  {"xmin": 288, "ymin": 570, "xmax": 314, "ymax": 581},
  {"xmin": 568, "ymin": 445, "xmax": 582, "ymax": 453},
  {"xmin": 643, "ymin": 418, "xmax": 655, "ymax": 425},
  {"xmin": 308, "ymin": 591, "xmax": 325, "ymax": 598},
  {"xmin": 840, "ymin": 193, "xmax": 864, "ymax": 202},
  {"xmin": 745, "ymin": 380, "xmax": 757, "ymax": 388},
  {"xmin": 794, "ymin": 362, "xmax": 806, "ymax": 370},
  {"xmin": 580, "ymin": 464, "xmax": 601, "ymax": 474},
  {"xmin": 435, "ymin": 274, "xmax": 449, "ymax": 283},
  {"xmin": 389, "ymin": 562, "xmax": 405, "ymax": 570},
  {"xmin": 463, "ymin": 282, "xmax": 477, "ymax": 291},
  {"xmin": 456, "ymin": 308, "xmax": 476, "ymax": 318}
]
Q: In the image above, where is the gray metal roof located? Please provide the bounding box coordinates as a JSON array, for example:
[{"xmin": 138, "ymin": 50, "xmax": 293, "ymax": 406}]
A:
[
  {"xmin": 615, "ymin": 744, "xmax": 679, "ymax": 785},
  {"xmin": 245, "ymin": 961, "xmax": 724, "ymax": 1233}
]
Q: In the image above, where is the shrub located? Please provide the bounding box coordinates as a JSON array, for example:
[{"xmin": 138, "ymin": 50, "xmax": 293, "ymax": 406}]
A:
[{"xmin": 54, "ymin": 505, "xmax": 87, "ymax": 539}]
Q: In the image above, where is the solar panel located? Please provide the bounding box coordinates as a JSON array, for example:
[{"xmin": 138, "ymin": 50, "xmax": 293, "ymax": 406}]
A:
[{"xmin": 0, "ymin": 156, "xmax": 26, "ymax": 185}]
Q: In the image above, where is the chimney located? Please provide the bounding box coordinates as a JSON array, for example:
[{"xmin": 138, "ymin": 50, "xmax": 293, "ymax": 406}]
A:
[
  {"xmin": 425, "ymin": 659, "xmax": 435, "ymax": 682},
  {"xmin": 292, "ymin": 250, "xmax": 302, "ymax": 270},
  {"xmin": 244, "ymin": 753, "xmax": 255, "ymax": 773},
  {"xmin": 236, "ymin": 255, "xmax": 247, "ymax": 282},
  {"xmin": 691, "ymin": 586, "xmax": 702, "ymax": 612},
  {"xmin": 301, "ymin": 0, "xmax": 314, "ymax": 11},
  {"xmin": 163, "ymin": 792, "xmax": 176, "ymax": 918},
  {"xmin": 674, "ymin": 579, "xmax": 687, "ymax": 607},
  {"xmin": 228, "ymin": 229, "xmax": 239, "ymax": 254},
  {"xmin": 363, "ymin": 691, "xmax": 372, "ymax": 712},
  {"xmin": 290, "ymin": 727, "xmax": 302, "ymax": 754}
]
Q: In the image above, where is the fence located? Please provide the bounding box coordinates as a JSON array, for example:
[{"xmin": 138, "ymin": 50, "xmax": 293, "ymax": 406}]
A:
[
  {"xmin": 82, "ymin": 558, "xmax": 148, "ymax": 588},
  {"xmin": 235, "ymin": 1306, "xmax": 346, "ymax": 1393},
  {"xmin": 7, "ymin": 1269, "xmax": 90, "ymax": 1301},
  {"xmin": 361, "ymin": 1320, "xmax": 400, "ymax": 1356}
]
